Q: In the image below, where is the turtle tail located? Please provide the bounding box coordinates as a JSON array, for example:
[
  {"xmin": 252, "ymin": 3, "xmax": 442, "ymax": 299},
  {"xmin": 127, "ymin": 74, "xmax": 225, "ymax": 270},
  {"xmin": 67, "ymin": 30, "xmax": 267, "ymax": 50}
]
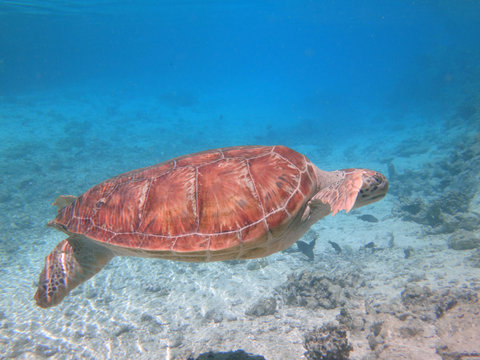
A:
[{"xmin": 34, "ymin": 236, "xmax": 114, "ymax": 308}]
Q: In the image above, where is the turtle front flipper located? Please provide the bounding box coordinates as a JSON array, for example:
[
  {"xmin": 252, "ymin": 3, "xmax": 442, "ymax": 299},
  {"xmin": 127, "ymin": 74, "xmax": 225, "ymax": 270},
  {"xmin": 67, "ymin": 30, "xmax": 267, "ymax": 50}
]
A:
[{"xmin": 34, "ymin": 235, "xmax": 114, "ymax": 308}]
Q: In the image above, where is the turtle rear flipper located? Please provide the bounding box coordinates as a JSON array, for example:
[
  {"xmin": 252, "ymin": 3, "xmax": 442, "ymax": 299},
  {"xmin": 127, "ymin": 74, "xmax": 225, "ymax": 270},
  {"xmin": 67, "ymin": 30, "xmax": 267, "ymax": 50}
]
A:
[
  {"xmin": 52, "ymin": 195, "xmax": 77, "ymax": 210},
  {"xmin": 34, "ymin": 236, "xmax": 114, "ymax": 308}
]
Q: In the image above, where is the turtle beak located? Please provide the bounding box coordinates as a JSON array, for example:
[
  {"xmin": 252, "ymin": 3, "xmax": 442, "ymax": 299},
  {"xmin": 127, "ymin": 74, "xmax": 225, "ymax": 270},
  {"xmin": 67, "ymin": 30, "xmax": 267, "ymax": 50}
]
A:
[
  {"xmin": 355, "ymin": 170, "xmax": 388, "ymax": 208},
  {"xmin": 367, "ymin": 171, "xmax": 388, "ymax": 195}
]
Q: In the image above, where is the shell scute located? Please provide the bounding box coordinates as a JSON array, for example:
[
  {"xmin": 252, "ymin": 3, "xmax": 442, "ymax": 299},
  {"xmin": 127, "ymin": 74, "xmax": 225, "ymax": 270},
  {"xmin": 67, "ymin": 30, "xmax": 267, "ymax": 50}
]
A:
[
  {"xmin": 197, "ymin": 158, "xmax": 262, "ymax": 233},
  {"xmin": 208, "ymin": 233, "xmax": 241, "ymax": 251},
  {"xmin": 109, "ymin": 233, "xmax": 144, "ymax": 248},
  {"xmin": 240, "ymin": 221, "xmax": 269, "ymax": 244},
  {"xmin": 176, "ymin": 150, "xmax": 223, "ymax": 167},
  {"xmin": 59, "ymin": 181, "xmax": 117, "ymax": 226},
  {"xmin": 222, "ymin": 145, "xmax": 271, "ymax": 158},
  {"xmin": 86, "ymin": 226, "xmax": 114, "ymax": 244},
  {"xmin": 68, "ymin": 218, "xmax": 93, "ymax": 234},
  {"xmin": 266, "ymin": 210, "xmax": 290, "ymax": 236},
  {"xmin": 138, "ymin": 235, "xmax": 171, "ymax": 251},
  {"xmin": 299, "ymin": 169, "xmax": 315, "ymax": 196},
  {"xmin": 286, "ymin": 190, "xmax": 308, "ymax": 215},
  {"xmin": 114, "ymin": 160, "xmax": 175, "ymax": 182},
  {"xmin": 137, "ymin": 166, "xmax": 196, "ymax": 236},
  {"xmin": 93, "ymin": 179, "xmax": 149, "ymax": 233},
  {"xmin": 131, "ymin": 161, "xmax": 175, "ymax": 180},
  {"xmin": 172, "ymin": 234, "xmax": 209, "ymax": 252},
  {"xmin": 274, "ymin": 145, "xmax": 306, "ymax": 171},
  {"xmin": 249, "ymin": 153, "xmax": 300, "ymax": 214}
]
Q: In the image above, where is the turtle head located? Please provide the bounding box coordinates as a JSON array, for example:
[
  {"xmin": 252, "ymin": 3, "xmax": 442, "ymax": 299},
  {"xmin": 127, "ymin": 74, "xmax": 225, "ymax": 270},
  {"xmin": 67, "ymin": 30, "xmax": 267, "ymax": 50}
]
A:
[
  {"xmin": 351, "ymin": 169, "xmax": 388, "ymax": 210},
  {"xmin": 311, "ymin": 168, "xmax": 388, "ymax": 216}
]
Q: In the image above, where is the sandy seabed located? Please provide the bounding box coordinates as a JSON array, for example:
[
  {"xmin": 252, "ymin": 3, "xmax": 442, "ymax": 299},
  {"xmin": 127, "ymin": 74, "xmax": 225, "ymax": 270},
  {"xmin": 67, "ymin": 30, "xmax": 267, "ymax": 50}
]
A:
[{"xmin": 0, "ymin": 87, "xmax": 479, "ymax": 359}]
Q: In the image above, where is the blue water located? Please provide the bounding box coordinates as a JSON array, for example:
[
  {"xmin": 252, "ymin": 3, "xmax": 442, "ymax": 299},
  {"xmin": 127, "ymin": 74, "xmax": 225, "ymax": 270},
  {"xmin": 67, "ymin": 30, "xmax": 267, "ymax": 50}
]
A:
[{"xmin": 1, "ymin": 1, "xmax": 479, "ymax": 359}]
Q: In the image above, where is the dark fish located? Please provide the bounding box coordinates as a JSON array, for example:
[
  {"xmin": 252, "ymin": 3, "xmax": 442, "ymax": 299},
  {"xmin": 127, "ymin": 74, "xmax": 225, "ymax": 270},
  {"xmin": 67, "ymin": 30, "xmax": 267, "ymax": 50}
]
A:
[
  {"xmin": 362, "ymin": 241, "xmax": 385, "ymax": 252},
  {"xmin": 404, "ymin": 247, "xmax": 413, "ymax": 259},
  {"xmin": 297, "ymin": 238, "xmax": 316, "ymax": 260},
  {"xmin": 357, "ymin": 214, "xmax": 379, "ymax": 223},
  {"xmin": 328, "ymin": 241, "xmax": 342, "ymax": 254}
]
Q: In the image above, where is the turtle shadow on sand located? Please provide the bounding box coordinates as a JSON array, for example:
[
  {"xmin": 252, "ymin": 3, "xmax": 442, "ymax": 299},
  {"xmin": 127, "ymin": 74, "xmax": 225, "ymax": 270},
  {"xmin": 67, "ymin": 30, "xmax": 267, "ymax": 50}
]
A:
[{"xmin": 188, "ymin": 349, "xmax": 265, "ymax": 360}]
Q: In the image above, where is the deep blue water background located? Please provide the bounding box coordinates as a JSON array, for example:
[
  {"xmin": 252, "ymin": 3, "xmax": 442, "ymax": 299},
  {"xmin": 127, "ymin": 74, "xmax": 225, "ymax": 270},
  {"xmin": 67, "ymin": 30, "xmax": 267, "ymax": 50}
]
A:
[{"xmin": 2, "ymin": 0, "xmax": 479, "ymax": 137}]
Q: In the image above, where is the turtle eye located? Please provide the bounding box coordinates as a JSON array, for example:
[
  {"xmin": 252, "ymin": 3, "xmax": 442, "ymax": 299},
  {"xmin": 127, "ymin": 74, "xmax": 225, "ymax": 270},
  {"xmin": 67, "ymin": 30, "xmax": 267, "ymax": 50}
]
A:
[{"xmin": 373, "ymin": 173, "xmax": 387, "ymax": 186}]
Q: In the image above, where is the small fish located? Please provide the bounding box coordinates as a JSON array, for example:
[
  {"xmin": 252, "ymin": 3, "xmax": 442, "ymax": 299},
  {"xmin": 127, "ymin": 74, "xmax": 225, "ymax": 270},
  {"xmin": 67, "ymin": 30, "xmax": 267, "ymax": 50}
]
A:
[
  {"xmin": 357, "ymin": 214, "xmax": 379, "ymax": 223},
  {"xmin": 328, "ymin": 240, "xmax": 342, "ymax": 254},
  {"xmin": 297, "ymin": 238, "xmax": 316, "ymax": 260},
  {"xmin": 364, "ymin": 241, "xmax": 375, "ymax": 249},
  {"xmin": 363, "ymin": 241, "xmax": 385, "ymax": 252}
]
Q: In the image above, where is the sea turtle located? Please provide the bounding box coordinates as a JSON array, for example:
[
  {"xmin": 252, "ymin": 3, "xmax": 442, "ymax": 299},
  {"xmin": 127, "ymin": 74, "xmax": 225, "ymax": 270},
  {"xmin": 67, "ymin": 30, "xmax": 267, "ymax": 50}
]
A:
[{"xmin": 35, "ymin": 145, "xmax": 388, "ymax": 308}]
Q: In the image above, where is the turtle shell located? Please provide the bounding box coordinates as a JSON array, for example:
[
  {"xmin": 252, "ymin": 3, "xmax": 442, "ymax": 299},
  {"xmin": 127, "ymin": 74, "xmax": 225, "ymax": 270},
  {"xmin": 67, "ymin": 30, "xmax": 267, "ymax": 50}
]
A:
[{"xmin": 50, "ymin": 145, "xmax": 318, "ymax": 261}]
